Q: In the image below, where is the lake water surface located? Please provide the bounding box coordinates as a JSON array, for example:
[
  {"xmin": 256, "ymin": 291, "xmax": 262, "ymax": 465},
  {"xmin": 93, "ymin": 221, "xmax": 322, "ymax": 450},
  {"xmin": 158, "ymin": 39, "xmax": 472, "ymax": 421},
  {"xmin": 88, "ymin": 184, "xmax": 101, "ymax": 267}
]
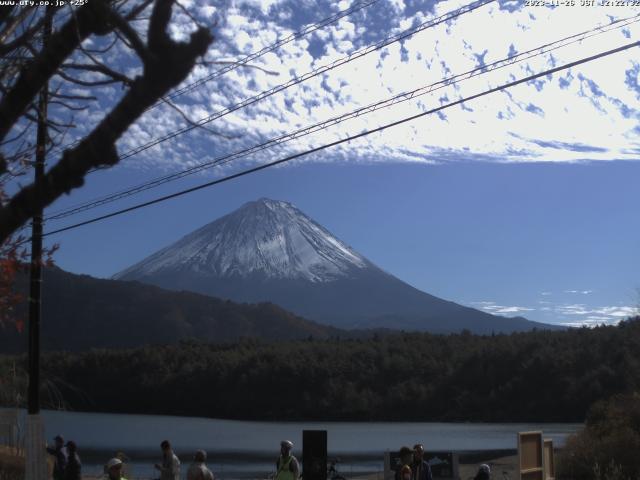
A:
[{"xmin": 11, "ymin": 409, "xmax": 582, "ymax": 479}]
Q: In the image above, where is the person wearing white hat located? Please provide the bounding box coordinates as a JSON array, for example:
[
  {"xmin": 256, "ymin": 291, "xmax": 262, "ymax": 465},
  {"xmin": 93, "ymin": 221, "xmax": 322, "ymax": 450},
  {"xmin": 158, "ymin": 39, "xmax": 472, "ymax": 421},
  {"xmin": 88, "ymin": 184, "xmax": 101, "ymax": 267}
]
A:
[
  {"xmin": 187, "ymin": 450, "xmax": 215, "ymax": 480},
  {"xmin": 106, "ymin": 458, "xmax": 127, "ymax": 480},
  {"xmin": 275, "ymin": 440, "xmax": 299, "ymax": 480},
  {"xmin": 473, "ymin": 464, "xmax": 491, "ymax": 480}
]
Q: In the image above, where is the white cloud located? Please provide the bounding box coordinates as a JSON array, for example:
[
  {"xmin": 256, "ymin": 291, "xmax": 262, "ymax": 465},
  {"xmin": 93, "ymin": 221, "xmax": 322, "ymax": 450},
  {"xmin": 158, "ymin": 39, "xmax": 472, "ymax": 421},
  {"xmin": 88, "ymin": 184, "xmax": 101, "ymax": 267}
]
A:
[
  {"xmin": 199, "ymin": 5, "xmax": 217, "ymax": 18},
  {"xmin": 25, "ymin": 0, "xmax": 640, "ymax": 177},
  {"xmin": 471, "ymin": 301, "xmax": 535, "ymax": 315},
  {"xmin": 388, "ymin": 0, "xmax": 405, "ymax": 14},
  {"xmin": 560, "ymin": 319, "xmax": 612, "ymax": 328},
  {"xmin": 236, "ymin": 0, "xmax": 286, "ymax": 14},
  {"xmin": 556, "ymin": 304, "xmax": 638, "ymax": 327},
  {"xmin": 556, "ymin": 304, "xmax": 637, "ymax": 317}
]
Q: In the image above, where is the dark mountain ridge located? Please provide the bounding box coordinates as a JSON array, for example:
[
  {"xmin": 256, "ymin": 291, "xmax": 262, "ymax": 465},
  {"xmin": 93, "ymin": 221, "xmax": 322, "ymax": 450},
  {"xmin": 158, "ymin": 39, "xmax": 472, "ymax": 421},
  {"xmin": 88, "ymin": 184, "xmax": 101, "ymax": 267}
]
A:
[{"xmin": 1, "ymin": 267, "xmax": 341, "ymax": 353}]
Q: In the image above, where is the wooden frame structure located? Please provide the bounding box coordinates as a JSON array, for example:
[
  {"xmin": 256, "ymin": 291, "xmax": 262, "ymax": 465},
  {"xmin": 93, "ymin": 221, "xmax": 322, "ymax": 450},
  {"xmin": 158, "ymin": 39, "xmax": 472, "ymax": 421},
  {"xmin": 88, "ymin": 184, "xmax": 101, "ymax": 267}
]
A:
[
  {"xmin": 518, "ymin": 431, "xmax": 544, "ymax": 480},
  {"xmin": 543, "ymin": 439, "xmax": 555, "ymax": 480}
]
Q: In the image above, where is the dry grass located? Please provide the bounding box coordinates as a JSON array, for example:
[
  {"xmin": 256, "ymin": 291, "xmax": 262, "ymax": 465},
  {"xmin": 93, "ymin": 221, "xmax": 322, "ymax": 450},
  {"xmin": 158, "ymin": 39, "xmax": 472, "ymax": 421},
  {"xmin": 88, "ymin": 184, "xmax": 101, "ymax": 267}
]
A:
[
  {"xmin": 0, "ymin": 446, "xmax": 23, "ymax": 480},
  {"xmin": 0, "ymin": 445, "xmax": 55, "ymax": 480}
]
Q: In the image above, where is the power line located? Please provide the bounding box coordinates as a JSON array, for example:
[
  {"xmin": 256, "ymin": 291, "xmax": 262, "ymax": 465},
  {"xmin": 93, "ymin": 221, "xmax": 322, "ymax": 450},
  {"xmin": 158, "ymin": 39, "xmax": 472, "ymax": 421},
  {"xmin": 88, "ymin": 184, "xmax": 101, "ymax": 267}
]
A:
[
  {"xmin": 98, "ymin": 0, "xmax": 495, "ymax": 163},
  {"xmin": 44, "ymin": 13, "xmax": 639, "ymax": 221},
  {"xmin": 45, "ymin": 14, "xmax": 637, "ymax": 220},
  {"xmin": 36, "ymin": 38, "xmax": 640, "ymax": 240},
  {"xmin": 45, "ymin": 0, "xmax": 495, "ymax": 213},
  {"xmin": 162, "ymin": 0, "xmax": 382, "ymax": 104},
  {"xmin": 44, "ymin": 0, "xmax": 496, "ymax": 219},
  {"xmin": 48, "ymin": 0, "xmax": 383, "ymax": 156}
]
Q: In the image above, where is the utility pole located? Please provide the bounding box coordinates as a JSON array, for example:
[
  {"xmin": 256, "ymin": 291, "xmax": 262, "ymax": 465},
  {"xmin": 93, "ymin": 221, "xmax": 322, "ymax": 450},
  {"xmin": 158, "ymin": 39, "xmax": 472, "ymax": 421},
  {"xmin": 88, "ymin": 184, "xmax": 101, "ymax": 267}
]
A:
[{"xmin": 26, "ymin": 10, "xmax": 51, "ymax": 480}]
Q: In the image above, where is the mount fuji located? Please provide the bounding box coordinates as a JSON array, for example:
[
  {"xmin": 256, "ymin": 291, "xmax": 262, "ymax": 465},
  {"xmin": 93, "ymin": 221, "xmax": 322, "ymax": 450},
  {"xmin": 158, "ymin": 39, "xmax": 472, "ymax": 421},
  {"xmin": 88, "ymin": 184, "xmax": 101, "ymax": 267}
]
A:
[{"xmin": 114, "ymin": 198, "xmax": 556, "ymax": 333}]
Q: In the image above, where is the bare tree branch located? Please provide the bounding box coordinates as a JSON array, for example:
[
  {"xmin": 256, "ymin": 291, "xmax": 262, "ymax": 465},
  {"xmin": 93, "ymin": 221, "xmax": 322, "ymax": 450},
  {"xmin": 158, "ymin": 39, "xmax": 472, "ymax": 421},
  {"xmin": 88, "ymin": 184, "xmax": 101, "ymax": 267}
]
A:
[
  {"xmin": 50, "ymin": 92, "xmax": 98, "ymax": 101},
  {"xmin": 0, "ymin": 121, "xmax": 34, "ymax": 148},
  {"xmin": 110, "ymin": 10, "xmax": 151, "ymax": 62},
  {"xmin": 0, "ymin": 9, "xmax": 54, "ymax": 56},
  {"xmin": 0, "ymin": 6, "xmax": 16, "ymax": 28},
  {"xmin": 160, "ymin": 97, "xmax": 235, "ymax": 139},
  {"xmin": 81, "ymin": 33, "xmax": 119, "ymax": 54},
  {"xmin": 61, "ymin": 63, "xmax": 133, "ymax": 85},
  {"xmin": 0, "ymin": 0, "xmax": 214, "ymax": 243},
  {"xmin": 175, "ymin": 0, "xmax": 200, "ymax": 27},
  {"xmin": 49, "ymin": 100, "xmax": 90, "ymax": 112},
  {"xmin": 56, "ymin": 69, "xmax": 123, "ymax": 87},
  {"xmin": 44, "ymin": 117, "xmax": 76, "ymax": 130},
  {"xmin": 0, "ymin": 7, "xmax": 32, "ymax": 44},
  {"xmin": 0, "ymin": 0, "xmax": 117, "ymax": 143},
  {"xmin": 125, "ymin": 0, "xmax": 154, "ymax": 20}
]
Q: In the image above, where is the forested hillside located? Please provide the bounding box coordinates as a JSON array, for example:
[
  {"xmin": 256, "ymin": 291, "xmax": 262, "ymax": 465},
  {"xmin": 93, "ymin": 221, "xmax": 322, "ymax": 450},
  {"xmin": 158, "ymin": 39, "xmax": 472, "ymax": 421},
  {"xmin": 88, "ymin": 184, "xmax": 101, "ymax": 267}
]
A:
[
  {"xmin": 3, "ymin": 318, "xmax": 639, "ymax": 422},
  {"xmin": 1, "ymin": 267, "xmax": 340, "ymax": 353}
]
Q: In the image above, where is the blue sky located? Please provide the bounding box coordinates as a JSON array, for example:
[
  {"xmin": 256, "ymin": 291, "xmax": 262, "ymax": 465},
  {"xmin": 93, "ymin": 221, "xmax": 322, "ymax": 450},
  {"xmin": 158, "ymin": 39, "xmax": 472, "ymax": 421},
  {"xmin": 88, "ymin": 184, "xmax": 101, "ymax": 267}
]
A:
[
  {"xmin": 43, "ymin": 160, "xmax": 640, "ymax": 327},
  {"xmin": 10, "ymin": 0, "xmax": 640, "ymax": 326}
]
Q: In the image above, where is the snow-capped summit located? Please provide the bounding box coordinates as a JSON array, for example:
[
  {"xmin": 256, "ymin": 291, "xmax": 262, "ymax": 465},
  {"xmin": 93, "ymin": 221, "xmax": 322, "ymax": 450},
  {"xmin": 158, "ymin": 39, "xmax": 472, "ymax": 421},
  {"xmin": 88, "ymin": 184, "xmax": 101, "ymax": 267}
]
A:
[
  {"xmin": 115, "ymin": 198, "xmax": 559, "ymax": 334},
  {"xmin": 115, "ymin": 198, "xmax": 368, "ymax": 283}
]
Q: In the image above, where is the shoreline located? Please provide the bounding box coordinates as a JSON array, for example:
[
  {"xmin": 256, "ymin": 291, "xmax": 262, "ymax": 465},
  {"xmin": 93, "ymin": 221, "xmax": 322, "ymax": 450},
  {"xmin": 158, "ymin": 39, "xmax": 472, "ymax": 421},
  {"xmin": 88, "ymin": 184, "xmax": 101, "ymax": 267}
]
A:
[{"xmin": 1, "ymin": 406, "xmax": 585, "ymax": 425}]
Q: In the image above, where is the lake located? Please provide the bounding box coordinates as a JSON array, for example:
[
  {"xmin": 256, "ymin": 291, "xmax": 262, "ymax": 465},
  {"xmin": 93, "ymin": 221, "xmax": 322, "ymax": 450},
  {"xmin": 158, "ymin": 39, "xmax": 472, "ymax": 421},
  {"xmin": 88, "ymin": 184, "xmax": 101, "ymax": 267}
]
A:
[{"xmin": 7, "ymin": 409, "xmax": 582, "ymax": 479}]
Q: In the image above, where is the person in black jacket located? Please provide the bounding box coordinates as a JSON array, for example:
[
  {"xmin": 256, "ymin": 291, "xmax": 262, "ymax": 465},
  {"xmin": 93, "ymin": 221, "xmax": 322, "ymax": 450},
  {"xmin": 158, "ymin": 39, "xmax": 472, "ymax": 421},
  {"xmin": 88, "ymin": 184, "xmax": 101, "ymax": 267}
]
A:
[
  {"xmin": 46, "ymin": 435, "xmax": 67, "ymax": 480},
  {"xmin": 64, "ymin": 441, "xmax": 82, "ymax": 480},
  {"xmin": 412, "ymin": 444, "xmax": 433, "ymax": 480}
]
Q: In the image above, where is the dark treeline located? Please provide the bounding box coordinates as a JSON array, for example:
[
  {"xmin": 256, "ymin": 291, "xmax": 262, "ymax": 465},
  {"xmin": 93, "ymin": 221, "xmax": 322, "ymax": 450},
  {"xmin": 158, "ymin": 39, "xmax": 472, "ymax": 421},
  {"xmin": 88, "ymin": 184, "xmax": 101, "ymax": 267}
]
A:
[{"xmin": 2, "ymin": 318, "xmax": 640, "ymax": 422}]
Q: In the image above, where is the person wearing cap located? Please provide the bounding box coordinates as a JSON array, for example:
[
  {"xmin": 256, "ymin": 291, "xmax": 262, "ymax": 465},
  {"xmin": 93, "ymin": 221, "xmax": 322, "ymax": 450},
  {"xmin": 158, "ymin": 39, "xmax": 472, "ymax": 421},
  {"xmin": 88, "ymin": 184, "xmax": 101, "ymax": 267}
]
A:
[
  {"xmin": 473, "ymin": 464, "xmax": 491, "ymax": 480},
  {"xmin": 106, "ymin": 458, "xmax": 127, "ymax": 480},
  {"xmin": 275, "ymin": 440, "xmax": 299, "ymax": 480},
  {"xmin": 64, "ymin": 441, "xmax": 82, "ymax": 480},
  {"xmin": 114, "ymin": 452, "xmax": 131, "ymax": 478},
  {"xmin": 411, "ymin": 444, "xmax": 432, "ymax": 480},
  {"xmin": 187, "ymin": 450, "xmax": 215, "ymax": 480},
  {"xmin": 154, "ymin": 440, "xmax": 181, "ymax": 480},
  {"xmin": 103, "ymin": 452, "xmax": 130, "ymax": 478},
  {"xmin": 46, "ymin": 435, "xmax": 68, "ymax": 480},
  {"xmin": 395, "ymin": 447, "xmax": 413, "ymax": 480}
]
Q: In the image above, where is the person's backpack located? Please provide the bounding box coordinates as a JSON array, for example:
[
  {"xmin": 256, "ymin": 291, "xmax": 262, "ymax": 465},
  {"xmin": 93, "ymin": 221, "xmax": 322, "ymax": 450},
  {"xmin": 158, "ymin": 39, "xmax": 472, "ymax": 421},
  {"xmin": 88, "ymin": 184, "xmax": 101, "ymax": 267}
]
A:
[{"xmin": 277, "ymin": 456, "xmax": 297, "ymax": 473}]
